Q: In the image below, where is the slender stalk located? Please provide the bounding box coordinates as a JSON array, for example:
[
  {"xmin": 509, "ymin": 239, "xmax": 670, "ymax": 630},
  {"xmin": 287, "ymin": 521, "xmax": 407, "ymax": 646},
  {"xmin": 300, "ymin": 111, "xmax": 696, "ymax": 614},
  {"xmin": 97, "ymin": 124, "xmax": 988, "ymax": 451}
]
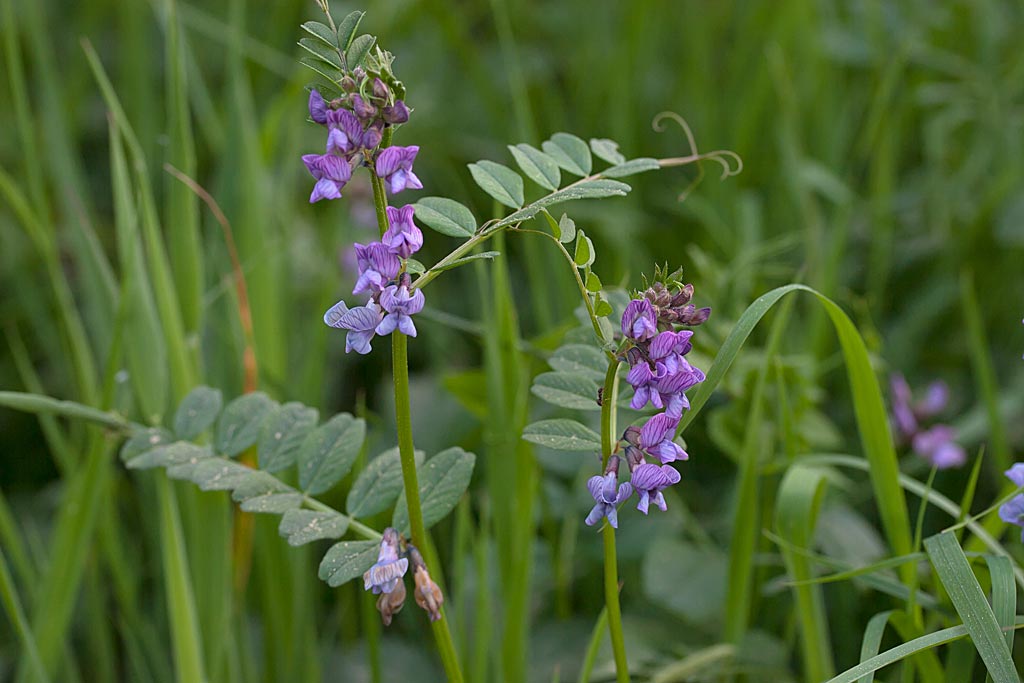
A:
[{"xmin": 600, "ymin": 359, "xmax": 629, "ymax": 682}]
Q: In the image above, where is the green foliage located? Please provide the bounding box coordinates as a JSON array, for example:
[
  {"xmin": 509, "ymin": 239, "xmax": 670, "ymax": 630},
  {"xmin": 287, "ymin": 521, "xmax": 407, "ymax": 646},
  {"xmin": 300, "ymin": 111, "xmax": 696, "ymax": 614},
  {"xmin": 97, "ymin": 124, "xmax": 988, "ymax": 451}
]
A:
[
  {"xmin": 412, "ymin": 197, "xmax": 478, "ymax": 237},
  {"xmin": 522, "ymin": 419, "xmax": 601, "ymax": 451},
  {"xmin": 297, "ymin": 413, "xmax": 366, "ymax": 495},
  {"xmin": 392, "ymin": 447, "xmax": 476, "ymax": 535}
]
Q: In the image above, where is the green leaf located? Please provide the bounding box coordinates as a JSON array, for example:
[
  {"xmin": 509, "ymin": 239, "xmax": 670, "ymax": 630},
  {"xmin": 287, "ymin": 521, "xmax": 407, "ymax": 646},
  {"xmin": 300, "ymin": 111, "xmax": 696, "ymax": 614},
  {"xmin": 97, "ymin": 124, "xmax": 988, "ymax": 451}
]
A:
[
  {"xmin": 214, "ymin": 392, "xmax": 277, "ymax": 457},
  {"xmin": 346, "ymin": 447, "xmax": 424, "ymax": 517},
  {"xmin": 120, "ymin": 427, "xmax": 174, "ymax": 462},
  {"xmin": 602, "ymin": 157, "xmax": 660, "ymax": 178},
  {"xmin": 405, "ymin": 258, "xmax": 426, "ymax": 275},
  {"xmin": 594, "ymin": 294, "xmax": 613, "ymax": 318},
  {"xmin": 344, "ymin": 34, "xmax": 375, "ymax": 70},
  {"xmin": 522, "ymin": 419, "xmax": 601, "ymax": 451},
  {"xmin": 126, "ymin": 442, "xmax": 213, "ymax": 471},
  {"xmin": 542, "ymin": 133, "xmax": 592, "ymax": 176},
  {"xmin": 585, "ymin": 271, "xmax": 602, "ymax": 292},
  {"xmin": 336, "ymin": 10, "xmax": 364, "ymax": 51},
  {"xmin": 923, "ymin": 532, "xmax": 1017, "ymax": 683},
  {"xmin": 985, "ymin": 555, "xmax": 1017, "ymax": 656},
  {"xmin": 299, "ymin": 57, "xmax": 344, "ymax": 87},
  {"xmin": 531, "ymin": 372, "xmax": 600, "ymax": 411},
  {"xmin": 642, "ymin": 539, "xmax": 727, "ymax": 623},
  {"xmin": 297, "ymin": 412, "xmax": 366, "ymax": 495},
  {"xmin": 412, "ymin": 197, "xmax": 477, "ymax": 238},
  {"xmin": 229, "ymin": 470, "xmax": 294, "ymax": 504},
  {"xmin": 558, "ymin": 213, "xmax": 576, "ymax": 243},
  {"xmin": 589, "ymin": 138, "xmax": 626, "ymax": 165},
  {"xmin": 173, "ymin": 386, "xmax": 222, "ymax": 440},
  {"xmin": 856, "ymin": 611, "xmax": 894, "ymax": 683},
  {"xmin": 298, "ymin": 37, "xmax": 343, "ymax": 70},
  {"xmin": 468, "ymin": 160, "xmax": 524, "ymax": 209},
  {"xmin": 492, "ymin": 180, "xmax": 631, "ymax": 229},
  {"xmin": 258, "ymin": 402, "xmax": 319, "ymax": 473},
  {"xmin": 574, "ymin": 231, "xmax": 594, "ymax": 267},
  {"xmin": 392, "ymin": 447, "xmax": 476, "ymax": 534},
  {"xmin": 549, "ymin": 344, "xmax": 606, "ymax": 380},
  {"xmin": 300, "ymin": 21, "xmax": 338, "ymax": 49},
  {"xmin": 509, "ymin": 144, "xmax": 560, "ymax": 191},
  {"xmin": 278, "ymin": 509, "xmax": 350, "ymax": 547},
  {"xmin": 189, "ymin": 458, "xmax": 257, "ymax": 491},
  {"xmin": 318, "ymin": 540, "xmax": 380, "ymax": 587},
  {"xmin": 432, "ymin": 251, "xmax": 500, "ymax": 273},
  {"xmin": 238, "ymin": 492, "xmax": 303, "ymax": 514}
]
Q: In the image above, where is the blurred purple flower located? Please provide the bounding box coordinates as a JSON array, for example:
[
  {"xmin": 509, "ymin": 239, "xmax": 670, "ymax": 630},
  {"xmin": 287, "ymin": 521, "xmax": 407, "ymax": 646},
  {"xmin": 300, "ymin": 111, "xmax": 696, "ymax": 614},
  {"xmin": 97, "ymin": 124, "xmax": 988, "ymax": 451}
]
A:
[
  {"xmin": 363, "ymin": 528, "xmax": 408, "ymax": 594},
  {"xmin": 375, "ymin": 146, "xmax": 423, "ymax": 194},
  {"xmin": 383, "ymin": 205, "xmax": 424, "ymax": 258},
  {"xmin": 323, "ymin": 300, "xmax": 384, "ymax": 355},
  {"xmin": 622, "ymin": 298, "xmax": 658, "ymax": 341},
  {"xmin": 353, "ymin": 242, "xmax": 401, "ymax": 297},
  {"xmin": 377, "ymin": 277, "xmax": 425, "ymax": 338},
  {"xmin": 585, "ymin": 458, "xmax": 632, "ymax": 529},
  {"xmin": 998, "ymin": 464, "xmax": 1024, "ymax": 541},
  {"xmin": 890, "ymin": 374, "xmax": 952, "ymax": 441},
  {"xmin": 638, "ymin": 413, "xmax": 687, "ymax": 463},
  {"xmin": 302, "ymin": 153, "xmax": 352, "ymax": 203},
  {"xmin": 912, "ymin": 425, "xmax": 966, "ymax": 469},
  {"xmin": 631, "ymin": 463, "xmax": 681, "ymax": 514},
  {"xmin": 308, "ymin": 89, "xmax": 328, "ymax": 124}
]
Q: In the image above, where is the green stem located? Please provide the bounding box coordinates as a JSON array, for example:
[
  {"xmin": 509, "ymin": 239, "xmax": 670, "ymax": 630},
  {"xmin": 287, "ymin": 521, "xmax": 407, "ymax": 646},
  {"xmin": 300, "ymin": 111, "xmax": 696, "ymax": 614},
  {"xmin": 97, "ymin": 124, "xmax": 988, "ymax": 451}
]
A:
[{"xmin": 600, "ymin": 359, "xmax": 629, "ymax": 682}]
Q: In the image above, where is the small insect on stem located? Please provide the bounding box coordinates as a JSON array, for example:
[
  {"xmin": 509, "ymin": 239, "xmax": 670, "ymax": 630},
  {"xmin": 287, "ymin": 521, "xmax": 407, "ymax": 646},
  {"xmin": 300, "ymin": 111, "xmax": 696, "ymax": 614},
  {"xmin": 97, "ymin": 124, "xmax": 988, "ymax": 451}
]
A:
[{"xmin": 597, "ymin": 387, "xmax": 604, "ymax": 407}]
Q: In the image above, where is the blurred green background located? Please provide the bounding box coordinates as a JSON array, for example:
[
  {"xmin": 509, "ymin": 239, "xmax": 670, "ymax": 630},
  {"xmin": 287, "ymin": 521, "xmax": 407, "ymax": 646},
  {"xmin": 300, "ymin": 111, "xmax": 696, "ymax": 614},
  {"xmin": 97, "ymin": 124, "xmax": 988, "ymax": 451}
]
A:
[{"xmin": 2, "ymin": 0, "xmax": 1023, "ymax": 681}]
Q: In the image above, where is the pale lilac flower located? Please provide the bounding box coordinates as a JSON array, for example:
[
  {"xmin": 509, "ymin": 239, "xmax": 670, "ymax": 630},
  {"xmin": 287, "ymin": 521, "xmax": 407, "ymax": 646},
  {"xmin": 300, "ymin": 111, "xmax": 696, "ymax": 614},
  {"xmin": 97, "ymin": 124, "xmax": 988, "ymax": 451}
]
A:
[
  {"xmin": 917, "ymin": 382, "xmax": 950, "ymax": 417},
  {"xmin": 308, "ymin": 89, "xmax": 328, "ymax": 124},
  {"xmin": 654, "ymin": 364, "xmax": 705, "ymax": 418},
  {"xmin": 302, "ymin": 153, "xmax": 352, "ymax": 203},
  {"xmin": 325, "ymin": 108, "xmax": 365, "ymax": 156},
  {"xmin": 912, "ymin": 425, "xmax": 966, "ymax": 470},
  {"xmin": 377, "ymin": 277, "xmax": 425, "ymax": 337},
  {"xmin": 998, "ymin": 464, "xmax": 1024, "ymax": 541},
  {"xmin": 890, "ymin": 374, "xmax": 918, "ymax": 438},
  {"xmin": 364, "ymin": 528, "xmax": 408, "ymax": 594},
  {"xmin": 585, "ymin": 457, "xmax": 632, "ymax": 529},
  {"xmin": 622, "ymin": 298, "xmax": 658, "ymax": 341},
  {"xmin": 353, "ymin": 242, "xmax": 401, "ymax": 297},
  {"xmin": 324, "ymin": 299, "xmax": 384, "ymax": 355},
  {"xmin": 383, "ymin": 205, "xmax": 424, "ymax": 258},
  {"xmin": 631, "ymin": 463, "xmax": 681, "ymax": 514},
  {"xmin": 375, "ymin": 146, "xmax": 423, "ymax": 194},
  {"xmin": 638, "ymin": 413, "xmax": 687, "ymax": 463}
]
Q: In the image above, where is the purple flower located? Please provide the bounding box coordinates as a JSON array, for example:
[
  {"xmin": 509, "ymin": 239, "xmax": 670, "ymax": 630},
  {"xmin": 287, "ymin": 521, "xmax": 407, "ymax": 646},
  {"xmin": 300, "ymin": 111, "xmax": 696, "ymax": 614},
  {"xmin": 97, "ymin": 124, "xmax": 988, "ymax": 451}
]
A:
[
  {"xmin": 585, "ymin": 466, "xmax": 632, "ymax": 529},
  {"xmin": 352, "ymin": 94, "xmax": 377, "ymax": 121},
  {"xmin": 383, "ymin": 100, "xmax": 410, "ymax": 125},
  {"xmin": 325, "ymin": 108, "xmax": 365, "ymax": 156},
  {"xmin": 631, "ymin": 463, "xmax": 681, "ymax": 514},
  {"xmin": 377, "ymin": 278, "xmax": 425, "ymax": 337},
  {"xmin": 383, "ymin": 205, "xmax": 424, "ymax": 258},
  {"xmin": 638, "ymin": 413, "xmax": 687, "ymax": 463},
  {"xmin": 375, "ymin": 146, "xmax": 423, "ymax": 194},
  {"xmin": 890, "ymin": 374, "xmax": 918, "ymax": 439},
  {"xmin": 353, "ymin": 242, "xmax": 401, "ymax": 297},
  {"xmin": 302, "ymin": 154, "xmax": 352, "ymax": 203},
  {"xmin": 654, "ymin": 363, "xmax": 705, "ymax": 418},
  {"xmin": 917, "ymin": 382, "xmax": 950, "ymax": 418},
  {"xmin": 308, "ymin": 89, "xmax": 328, "ymax": 124},
  {"xmin": 363, "ymin": 528, "xmax": 408, "ymax": 595},
  {"xmin": 622, "ymin": 298, "xmax": 658, "ymax": 341},
  {"xmin": 628, "ymin": 354, "xmax": 704, "ymax": 417},
  {"xmin": 912, "ymin": 425, "xmax": 966, "ymax": 469},
  {"xmin": 998, "ymin": 464, "xmax": 1024, "ymax": 541},
  {"xmin": 324, "ymin": 300, "xmax": 384, "ymax": 354}
]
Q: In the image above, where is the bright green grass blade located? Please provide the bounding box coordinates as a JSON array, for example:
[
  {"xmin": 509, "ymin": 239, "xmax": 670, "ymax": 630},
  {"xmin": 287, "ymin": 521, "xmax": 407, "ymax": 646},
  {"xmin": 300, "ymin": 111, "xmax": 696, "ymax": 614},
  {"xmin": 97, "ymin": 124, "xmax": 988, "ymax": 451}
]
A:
[
  {"xmin": 958, "ymin": 448, "xmax": 986, "ymax": 529},
  {"xmin": 984, "ymin": 555, "xmax": 1016, "ymax": 662},
  {"xmin": 0, "ymin": 0, "xmax": 45, "ymax": 210},
  {"xmin": 680, "ymin": 285, "xmax": 913, "ymax": 583},
  {"xmin": 774, "ymin": 463, "xmax": 834, "ymax": 682},
  {"xmin": 923, "ymin": 532, "xmax": 1018, "ymax": 683},
  {"xmin": 857, "ymin": 610, "xmax": 893, "ymax": 683},
  {"xmin": 0, "ymin": 547, "xmax": 49, "ymax": 683},
  {"xmin": 157, "ymin": 477, "xmax": 207, "ymax": 683},
  {"xmin": 577, "ymin": 606, "xmax": 608, "ymax": 683}
]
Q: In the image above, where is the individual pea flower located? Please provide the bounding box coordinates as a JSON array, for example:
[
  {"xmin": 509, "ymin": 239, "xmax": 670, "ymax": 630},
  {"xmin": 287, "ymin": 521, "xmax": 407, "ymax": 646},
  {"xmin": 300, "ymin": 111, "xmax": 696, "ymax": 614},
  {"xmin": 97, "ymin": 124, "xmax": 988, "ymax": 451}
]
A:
[
  {"xmin": 363, "ymin": 528, "xmax": 409, "ymax": 595},
  {"xmin": 376, "ymin": 578, "xmax": 406, "ymax": 626},
  {"xmin": 998, "ymin": 463, "xmax": 1024, "ymax": 541},
  {"xmin": 382, "ymin": 205, "xmax": 424, "ymax": 258},
  {"xmin": 627, "ymin": 353, "xmax": 704, "ymax": 417},
  {"xmin": 382, "ymin": 100, "xmax": 410, "ymax": 125},
  {"xmin": 630, "ymin": 463, "xmax": 681, "ymax": 514},
  {"xmin": 408, "ymin": 545, "xmax": 444, "ymax": 622},
  {"xmin": 622, "ymin": 298, "xmax": 658, "ymax": 341},
  {"xmin": 375, "ymin": 145, "xmax": 423, "ymax": 194},
  {"xmin": 302, "ymin": 153, "xmax": 353, "ymax": 203},
  {"xmin": 324, "ymin": 300, "xmax": 384, "ymax": 355},
  {"xmin": 628, "ymin": 413, "xmax": 688, "ymax": 464},
  {"xmin": 353, "ymin": 242, "xmax": 401, "ymax": 297},
  {"xmin": 308, "ymin": 89, "xmax": 328, "ymax": 124},
  {"xmin": 325, "ymin": 107, "xmax": 365, "ymax": 156},
  {"xmin": 377, "ymin": 273, "xmax": 425, "ymax": 338},
  {"xmin": 585, "ymin": 456, "xmax": 632, "ymax": 529},
  {"xmin": 653, "ymin": 364, "xmax": 705, "ymax": 418},
  {"xmin": 889, "ymin": 374, "xmax": 951, "ymax": 442},
  {"xmin": 912, "ymin": 425, "xmax": 966, "ymax": 470},
  {"xmin": 352, "ymin": 93, "xmax": 378, "ymax": 121}
]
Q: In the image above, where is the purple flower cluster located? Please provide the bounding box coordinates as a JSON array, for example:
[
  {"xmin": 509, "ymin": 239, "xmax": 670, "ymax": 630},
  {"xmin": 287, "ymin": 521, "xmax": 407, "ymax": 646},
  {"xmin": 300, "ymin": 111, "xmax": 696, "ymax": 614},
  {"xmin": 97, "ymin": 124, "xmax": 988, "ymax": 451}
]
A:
[
  {"xmin": 585, "ymin": 279, "xmax": 710, "ymax": 528},
  {"xmin": 362, "ymin": 528, "xmax": 445, "ymax": 625},
  {"xmin": 890, "ymin": 374, "xmax": 966, "ymax": 469},
  {"xmin": 302, "ymin": 70, "xmax": 419, "ymax": 203},
  {"xmin": 323, "ymin": 208, "xmax": 425, "ymax": 354}
]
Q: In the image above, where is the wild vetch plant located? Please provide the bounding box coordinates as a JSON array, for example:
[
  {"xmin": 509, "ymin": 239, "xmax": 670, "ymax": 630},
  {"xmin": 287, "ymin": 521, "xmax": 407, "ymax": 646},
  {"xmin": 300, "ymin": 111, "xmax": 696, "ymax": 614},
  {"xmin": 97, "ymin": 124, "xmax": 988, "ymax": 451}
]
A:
[{"xmin": 5, "ymin": 2, "xmax": 1024, "ymax": 682}]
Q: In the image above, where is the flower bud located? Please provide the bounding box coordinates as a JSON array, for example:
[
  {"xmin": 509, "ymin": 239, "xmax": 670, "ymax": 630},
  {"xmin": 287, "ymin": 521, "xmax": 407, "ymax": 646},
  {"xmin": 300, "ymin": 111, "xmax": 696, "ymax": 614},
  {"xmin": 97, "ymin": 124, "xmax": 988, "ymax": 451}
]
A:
[
  {"xmin": 352, "ymin": 94, "xmax": 377, "ymax": 121},
  {"xmin": 643, "ymin": 282, "xmax": 672, "ymax": 308},
  {"xmin": 376, "ymin": 579, "xmax": 406, "ymax": 626},
  {"xmin": 361, "ymin": 123, "xmax": 382, "ymax": 150},
  {"xmin": 670, "ymin": 283, "xmax": 694, "ymax": 308},
  {"xmin": 352, "ymin": 66, "xmax": 367, "ymax": 82},
  {"xmin": 340, "ymin": 75, "xmax": 358, "ymax": 93},
  {"xmin": 382, "ymin": 100, "xmax": 410, "ymax": 125},
  {"xmin": 407, "ymin": 546, "xmax": 444, "ymax": 622},
  {"xmin": 622, "ymin": 426, "xmax": 641, "ymax": 448},
  {"xmin": 372, "ymin": 77, "xmax": 390, "ymax": 100}
]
